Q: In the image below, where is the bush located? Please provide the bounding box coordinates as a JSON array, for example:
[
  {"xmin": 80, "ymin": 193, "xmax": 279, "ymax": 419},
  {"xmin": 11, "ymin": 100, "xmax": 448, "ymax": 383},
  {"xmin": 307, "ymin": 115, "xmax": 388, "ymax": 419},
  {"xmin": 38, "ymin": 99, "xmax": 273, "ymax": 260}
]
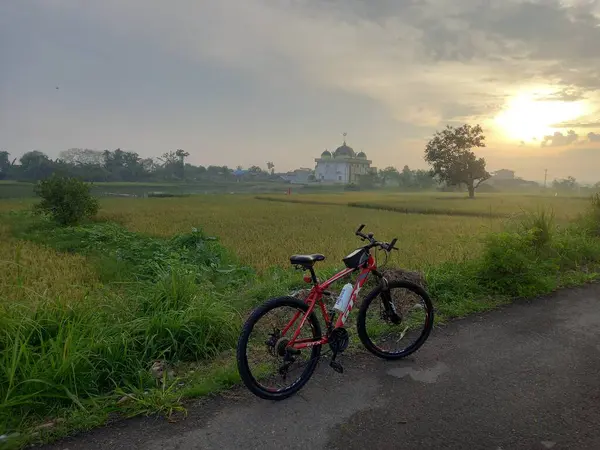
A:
[
  {"xmin": 0, "ymin": 220, "xmax": 252, "ymax": 435},
  {"xmin": 578, "ymin": 193, "xmax": 600, "ymax": 236},
  {"xmin": 477, "ymin": 230, "xmax": 558, "ymax": 297},
  {"xmin": 33, "ymin": 174, "xmax": 99, "ymax": 225}
]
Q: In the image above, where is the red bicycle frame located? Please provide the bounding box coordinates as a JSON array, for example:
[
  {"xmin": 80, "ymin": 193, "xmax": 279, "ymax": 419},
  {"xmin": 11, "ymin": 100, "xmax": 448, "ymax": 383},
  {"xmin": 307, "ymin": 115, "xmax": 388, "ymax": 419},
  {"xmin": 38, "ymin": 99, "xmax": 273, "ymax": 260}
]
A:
[{"xmin": 282, "ymin": 253, "xmax": 377, "ymax": 350}]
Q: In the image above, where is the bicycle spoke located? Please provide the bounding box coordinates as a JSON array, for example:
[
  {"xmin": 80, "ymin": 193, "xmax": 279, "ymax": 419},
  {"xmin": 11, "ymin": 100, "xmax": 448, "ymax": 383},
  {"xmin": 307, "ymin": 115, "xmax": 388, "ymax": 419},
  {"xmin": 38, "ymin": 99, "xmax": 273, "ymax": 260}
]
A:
[
  {"xmin": 364, "ymin": 286, "xmax": 430, "ymax": 355},
  {"xmin": 245, "ymin": 305, "xmax": 319, "ymax": 393}
]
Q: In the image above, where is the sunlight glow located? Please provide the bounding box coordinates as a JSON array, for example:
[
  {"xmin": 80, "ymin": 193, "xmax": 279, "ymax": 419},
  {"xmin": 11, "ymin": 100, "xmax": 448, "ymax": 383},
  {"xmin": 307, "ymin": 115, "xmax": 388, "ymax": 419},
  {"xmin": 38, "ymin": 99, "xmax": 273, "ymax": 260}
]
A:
[{"xmin": 494, "ymin": 91, "xmax": 588, "ymax": 142}]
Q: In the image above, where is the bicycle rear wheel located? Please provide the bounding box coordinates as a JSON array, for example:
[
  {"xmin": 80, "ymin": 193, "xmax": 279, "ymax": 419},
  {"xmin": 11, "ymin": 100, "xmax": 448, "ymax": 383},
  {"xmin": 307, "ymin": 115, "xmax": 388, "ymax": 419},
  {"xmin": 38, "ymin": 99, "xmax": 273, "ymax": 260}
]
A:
[
  {"xmin": 357, "ymin": 280, "xmax": 434, "ymax": 360},
  {"xmin": 236, "ymin": 296, "xmax": 322, "ymax": 400}
]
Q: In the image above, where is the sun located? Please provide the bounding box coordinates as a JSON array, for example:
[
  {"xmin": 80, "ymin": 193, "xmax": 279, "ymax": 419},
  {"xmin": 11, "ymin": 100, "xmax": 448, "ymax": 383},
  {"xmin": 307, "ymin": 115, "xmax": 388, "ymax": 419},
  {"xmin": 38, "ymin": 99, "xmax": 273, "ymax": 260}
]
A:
[{"xmin": 494, "ymin": 92, "xmax": 588, "ymax": 142}]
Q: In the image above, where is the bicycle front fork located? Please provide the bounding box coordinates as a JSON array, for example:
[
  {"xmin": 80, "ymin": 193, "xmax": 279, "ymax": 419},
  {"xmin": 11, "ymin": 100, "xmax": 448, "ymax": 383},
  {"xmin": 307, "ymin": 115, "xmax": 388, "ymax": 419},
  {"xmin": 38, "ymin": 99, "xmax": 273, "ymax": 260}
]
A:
[{"xmin": 381, "ymin": 279, "xmax": 402, "ymax": 324}]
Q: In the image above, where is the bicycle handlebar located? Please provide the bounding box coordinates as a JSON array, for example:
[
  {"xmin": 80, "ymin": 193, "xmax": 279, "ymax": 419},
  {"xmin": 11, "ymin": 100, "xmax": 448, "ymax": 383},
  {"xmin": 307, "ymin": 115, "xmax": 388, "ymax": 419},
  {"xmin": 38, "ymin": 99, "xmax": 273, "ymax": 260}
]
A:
[{"xmin": 355, "ymin": 224, "xmax": 398, "ymax": 252}]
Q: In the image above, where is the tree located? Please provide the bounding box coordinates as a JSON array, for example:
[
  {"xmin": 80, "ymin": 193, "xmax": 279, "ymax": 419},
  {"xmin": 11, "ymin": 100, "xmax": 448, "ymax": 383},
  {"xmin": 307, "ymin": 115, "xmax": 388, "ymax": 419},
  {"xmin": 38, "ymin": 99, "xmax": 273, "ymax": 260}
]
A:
[
  {"xmin": 424, "ymin": 123, "xmax": 490, "ymax": 198},
  {"xmin": 175, "ymin": 149, "xmax": 189, "ymax": 179},
  {"xmin": 358, "ymin": 172, "xmax": 378, "ymax": 189},
  {"xmin": 413, "ymin": 169, "xmax": 436, "ymax": 190},
  {"xmin": 0, "ymin": 151, "xmax": 16, "ymax": 179},
  {"xmin": 380, "ymin": 166, "xmax": 400, "ymax": 186},
  {"xmin": 59, "ymin": 148, "xmax": 104, "ymax": 166},
  {"xmin": 267, "ymin": 161, "xmax": 275, "ymax": 175},
  {"xmin": 398, "ymin": 165, "xmax": 414, "ymax": 189},
  {"xmin": 20, "ymin": 150, "xmax": 55, "ymax": 180},
  {"xmin": 158, "ymin": 149, "xmax": 189, "ymax": 180},
  {"xmin": 33, "ymin": 174, "xmax": 99, "ymax": 225},
  {"xmin": 552, "ymin": 176, "xmax": 578, "ymax": 193}
]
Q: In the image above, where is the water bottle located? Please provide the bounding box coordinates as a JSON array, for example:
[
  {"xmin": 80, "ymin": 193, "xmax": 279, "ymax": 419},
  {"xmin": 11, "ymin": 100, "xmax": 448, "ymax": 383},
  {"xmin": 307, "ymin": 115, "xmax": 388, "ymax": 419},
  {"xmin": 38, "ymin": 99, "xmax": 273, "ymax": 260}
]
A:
[{"xmin": 334, "ymin": 283, "xmax": 353, "ymax": 312}]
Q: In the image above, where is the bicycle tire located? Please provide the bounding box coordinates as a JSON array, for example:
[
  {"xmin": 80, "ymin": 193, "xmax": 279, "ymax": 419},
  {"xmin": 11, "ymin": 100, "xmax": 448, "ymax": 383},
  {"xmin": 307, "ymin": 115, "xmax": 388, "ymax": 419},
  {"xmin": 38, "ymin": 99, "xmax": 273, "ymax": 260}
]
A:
[
  {"xmin": 236, "ymin": 296, "xmax": 323, "ymax": 400},
  {"xmin": 357, "ymin": 279, "xmax": 434, "ymax": 360}
]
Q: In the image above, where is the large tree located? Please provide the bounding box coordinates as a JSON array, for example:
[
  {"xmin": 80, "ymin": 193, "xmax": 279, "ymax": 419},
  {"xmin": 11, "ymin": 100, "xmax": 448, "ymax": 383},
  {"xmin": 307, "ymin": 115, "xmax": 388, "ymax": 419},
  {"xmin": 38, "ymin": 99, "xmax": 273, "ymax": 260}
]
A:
[
  {"xmin": 0, "ymin": 151, "xmax": 16, "ymax": 179},
  {"xmin": 552, "ymin": 176, "xmax": 578, "ymax": 193},
  {"xmin": 20, "ymin": 150, "xmax": 55, "ymax": 180},
  {"xmin": 380, "ymin": 166, "xmax": 400, "ymax": 186},
  {"xmin": 424, "ymin": 123, "xmax": 490, "ymax": 198},
  {"xmin": 58, "ymin": 148, "xmax": 104, "ymax": 166}
]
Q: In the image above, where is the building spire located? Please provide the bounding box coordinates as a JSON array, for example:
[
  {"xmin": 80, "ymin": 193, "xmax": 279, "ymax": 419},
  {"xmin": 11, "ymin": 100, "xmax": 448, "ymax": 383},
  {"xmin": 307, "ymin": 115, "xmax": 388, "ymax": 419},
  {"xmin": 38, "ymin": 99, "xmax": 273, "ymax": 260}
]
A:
[{"xmin": 342, "ymin": 132, "xmax": 347, "ymax": 145}]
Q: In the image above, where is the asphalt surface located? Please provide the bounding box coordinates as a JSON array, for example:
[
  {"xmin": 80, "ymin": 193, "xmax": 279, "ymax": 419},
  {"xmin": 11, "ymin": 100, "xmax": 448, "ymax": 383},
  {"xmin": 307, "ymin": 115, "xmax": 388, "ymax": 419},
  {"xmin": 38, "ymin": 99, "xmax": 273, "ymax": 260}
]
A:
[{"xmin": 42, "ymin": 284, "xmax": 600, "ymax": 450}]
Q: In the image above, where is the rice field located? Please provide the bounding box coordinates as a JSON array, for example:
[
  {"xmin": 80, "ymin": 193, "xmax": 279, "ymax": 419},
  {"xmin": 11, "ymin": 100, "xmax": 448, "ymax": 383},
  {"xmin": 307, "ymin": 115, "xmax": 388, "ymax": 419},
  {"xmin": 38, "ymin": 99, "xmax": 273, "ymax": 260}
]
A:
[
  {"xmin": 98, "ymin": 195, "xmax": 503, "ymax": 271},
  {"xmin": 256, "ymin": 192, "xmax": 590, "ymax": 220},
  {"xmin": 0, "ymin": 222, "xmax": 99, "ymax": 306},
  {"xmin": 0, "ymin": 191, "xmax": 591, "ymax": 290},
  {"xmin": 2, "ymin": 191, "xmax": 589, "ymax": 277}
]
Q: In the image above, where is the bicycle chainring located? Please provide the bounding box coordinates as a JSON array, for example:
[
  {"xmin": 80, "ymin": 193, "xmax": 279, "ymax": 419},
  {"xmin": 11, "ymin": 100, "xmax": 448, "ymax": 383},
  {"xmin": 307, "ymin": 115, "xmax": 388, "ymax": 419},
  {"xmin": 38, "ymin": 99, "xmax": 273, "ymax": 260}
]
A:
[{"xmin": 328, "ymin": 327, "xmax": 349, "ymax": 354}]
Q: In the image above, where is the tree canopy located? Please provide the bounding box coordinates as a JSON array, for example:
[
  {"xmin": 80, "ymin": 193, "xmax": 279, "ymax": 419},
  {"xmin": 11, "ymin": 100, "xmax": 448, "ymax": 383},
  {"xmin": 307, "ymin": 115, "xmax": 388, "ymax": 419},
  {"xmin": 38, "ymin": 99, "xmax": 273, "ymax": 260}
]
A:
[{"xmin": 424, "ymin": 123, "xmax": 490, "ymax": 198}]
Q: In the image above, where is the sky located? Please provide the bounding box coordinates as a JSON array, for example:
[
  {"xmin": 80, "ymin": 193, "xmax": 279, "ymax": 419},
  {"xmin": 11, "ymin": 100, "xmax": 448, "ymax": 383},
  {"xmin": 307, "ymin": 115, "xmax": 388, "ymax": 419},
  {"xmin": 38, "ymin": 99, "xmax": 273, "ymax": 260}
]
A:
[{"xmin": 1, "ymin": 0, "xmax": 600, "ymax": 183}]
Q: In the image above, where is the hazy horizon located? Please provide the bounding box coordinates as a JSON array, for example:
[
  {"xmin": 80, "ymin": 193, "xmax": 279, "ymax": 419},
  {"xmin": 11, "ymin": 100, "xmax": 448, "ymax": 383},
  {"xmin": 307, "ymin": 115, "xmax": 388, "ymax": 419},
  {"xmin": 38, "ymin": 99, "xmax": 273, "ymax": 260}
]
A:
[{"xmin": 2, "ymin": 0, "xmax": 600, "ymax": 183}]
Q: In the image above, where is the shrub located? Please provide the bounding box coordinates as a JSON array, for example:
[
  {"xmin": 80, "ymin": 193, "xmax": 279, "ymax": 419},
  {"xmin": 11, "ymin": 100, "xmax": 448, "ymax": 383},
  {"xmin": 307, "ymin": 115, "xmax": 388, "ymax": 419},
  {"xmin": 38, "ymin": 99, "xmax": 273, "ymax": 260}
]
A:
[
  {"xmin": 33, "ymin": 175, "xmax": 99, "ymax": 225},
  {"xmin": 478, "ymin": 230, "xmax": 558, "ymax": 297},
  {"xmin": 579, "ymin": 193, "xmax": 600, "ymax": 236},
  {"xmin": 553, "ymin": 225, "xmax": 600, "ymax": 270},
  {"xmin": 514, "ymin": 208, "xmax": 555, "ymax": 252}
]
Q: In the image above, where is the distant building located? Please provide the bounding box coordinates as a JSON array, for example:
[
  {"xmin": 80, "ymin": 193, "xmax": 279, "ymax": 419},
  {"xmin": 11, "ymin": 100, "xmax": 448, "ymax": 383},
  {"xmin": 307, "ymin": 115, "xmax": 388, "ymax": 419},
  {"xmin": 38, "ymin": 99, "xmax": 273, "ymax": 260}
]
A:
[
  {"xmin": 281, "ymin": 168, "xmax": 313, "ymax": 184},
  {"xmin": 486, "ymin": 169, "xmax": 539, "ymax": 190},
  {"xmin": 490, "ymin": 169, "xmax": 515, "ymax": 180},
  {"xmin": 314, "ymin": 137, "xmax": 372, "ymax": 184}
]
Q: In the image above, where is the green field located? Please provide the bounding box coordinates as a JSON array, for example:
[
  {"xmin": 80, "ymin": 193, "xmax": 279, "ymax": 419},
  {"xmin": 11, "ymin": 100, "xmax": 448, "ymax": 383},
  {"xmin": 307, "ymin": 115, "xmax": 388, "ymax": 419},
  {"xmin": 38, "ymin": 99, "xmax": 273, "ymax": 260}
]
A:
[
  {"xmin": 1, "ymin": 189, "xmax": 599, "ymax": 448},
  {"xmin": 99, "ymin": 195, "xmax": 502, "ymax": 271},
  {"xmin": 256, "ymin": 191, "xmax": 590, "ymax": 220},
  {"xmin": 0, "ymin": 190, "xmax": 593, "ymax": 324},
  {"xmin": 0, "ymin": 180, "xmax": 297, "ymax": 199}
]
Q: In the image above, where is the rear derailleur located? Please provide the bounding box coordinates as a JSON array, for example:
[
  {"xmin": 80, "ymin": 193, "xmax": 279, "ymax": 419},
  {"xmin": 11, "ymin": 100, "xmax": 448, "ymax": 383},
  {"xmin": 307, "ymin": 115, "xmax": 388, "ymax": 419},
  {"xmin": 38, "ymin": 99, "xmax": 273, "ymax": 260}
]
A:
[{"xmin": 266, "ymin": 331, "xmax": 300, "ymax": 380}]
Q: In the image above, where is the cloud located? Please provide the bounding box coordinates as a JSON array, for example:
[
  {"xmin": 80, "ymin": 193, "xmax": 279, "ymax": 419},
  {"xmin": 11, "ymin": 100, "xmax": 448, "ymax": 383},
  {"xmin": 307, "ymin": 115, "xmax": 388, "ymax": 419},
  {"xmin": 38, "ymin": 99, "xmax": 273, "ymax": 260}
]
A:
[
  {"xmin": 30, "ymin": 0, "xmax": 600, "ymax": 127},
  {"xmin": 552, "ymin": 121, "xmax": 600, "ymax": 128},
  {"xmin": 2, "ymin": 0, "xmax": 600, "ymax": 177},
  {"xmin": 536, "ymin": 87, "xmax": 588, "ymax": 102},
  {"xmin": 541, "ymin": 130, "xmax": 579, "ymax": 147}
]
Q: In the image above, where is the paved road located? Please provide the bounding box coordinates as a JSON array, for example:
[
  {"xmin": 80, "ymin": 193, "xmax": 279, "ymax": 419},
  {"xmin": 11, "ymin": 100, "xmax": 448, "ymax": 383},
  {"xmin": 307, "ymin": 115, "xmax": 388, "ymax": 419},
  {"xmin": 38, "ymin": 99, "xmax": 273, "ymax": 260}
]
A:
[{"xmin": 43, "ymin": 284, "xmax": 600, "ymax": 450}]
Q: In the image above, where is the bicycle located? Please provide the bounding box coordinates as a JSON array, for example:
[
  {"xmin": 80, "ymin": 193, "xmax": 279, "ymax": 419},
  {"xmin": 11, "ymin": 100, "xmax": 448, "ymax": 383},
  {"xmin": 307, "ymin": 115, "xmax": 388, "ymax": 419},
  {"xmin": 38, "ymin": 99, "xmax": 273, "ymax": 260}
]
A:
[{"xmin": 236, "ymin": 224, "xmax": 435, "ymax": 400}]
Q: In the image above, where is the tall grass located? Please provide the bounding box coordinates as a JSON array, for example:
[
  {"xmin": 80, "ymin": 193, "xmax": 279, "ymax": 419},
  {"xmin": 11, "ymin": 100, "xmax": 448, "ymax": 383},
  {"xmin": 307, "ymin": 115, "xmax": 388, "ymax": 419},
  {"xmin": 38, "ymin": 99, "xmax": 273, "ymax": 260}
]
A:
[
  {"xmin": 0, "ymin": 217, "xmax": 251, "ymax": 439},
  {"xmin": 428, "ymin": 198, "xmax": 600, "ymax": 317}
]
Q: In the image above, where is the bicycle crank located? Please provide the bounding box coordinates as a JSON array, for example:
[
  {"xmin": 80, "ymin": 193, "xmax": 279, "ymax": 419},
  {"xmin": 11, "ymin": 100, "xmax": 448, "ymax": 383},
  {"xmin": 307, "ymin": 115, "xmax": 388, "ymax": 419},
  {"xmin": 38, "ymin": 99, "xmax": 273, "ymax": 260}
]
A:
[
  {"xmin": 328, "ymin": 327, "xmax": 349, "ymax": 354},
  {"xmin": 328, "ymin": 327, "xmax": 349, "ymax": 374}
]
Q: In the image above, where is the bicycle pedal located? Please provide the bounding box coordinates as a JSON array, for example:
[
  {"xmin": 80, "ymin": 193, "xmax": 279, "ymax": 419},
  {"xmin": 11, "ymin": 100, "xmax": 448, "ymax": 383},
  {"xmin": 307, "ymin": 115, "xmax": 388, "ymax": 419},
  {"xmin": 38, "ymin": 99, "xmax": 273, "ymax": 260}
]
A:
[{"xmin": 329, "ymin": 360, "xmax": 344, "ymax": 374}]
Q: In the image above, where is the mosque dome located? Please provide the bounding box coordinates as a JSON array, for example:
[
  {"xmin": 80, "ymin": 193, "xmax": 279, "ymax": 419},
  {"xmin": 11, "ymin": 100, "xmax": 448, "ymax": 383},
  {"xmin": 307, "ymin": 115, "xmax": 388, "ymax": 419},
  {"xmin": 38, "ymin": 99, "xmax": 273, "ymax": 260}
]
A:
[
  {"xmin": 333, "ymin": 143, "xmax": 356, "ymax": 158},
  {"xmin": 321, "ymin": 150, "xmax": 332, "ymax": 159},
  {"xmin": 356, "ymin": 151, "xmax": 366, "ymax": 158}
]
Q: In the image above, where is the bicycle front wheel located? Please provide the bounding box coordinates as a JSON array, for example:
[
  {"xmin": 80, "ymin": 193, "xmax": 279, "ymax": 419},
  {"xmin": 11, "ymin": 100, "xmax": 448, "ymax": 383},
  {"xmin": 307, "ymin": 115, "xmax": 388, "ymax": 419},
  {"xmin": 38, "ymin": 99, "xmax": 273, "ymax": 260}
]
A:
[
  {"xmin": 236, "ymin": 296, "xmax": 322, "ymax": 400},
  {"xmin": 357, "ymin": 280, "xmax": 434, "ymax": 360}
]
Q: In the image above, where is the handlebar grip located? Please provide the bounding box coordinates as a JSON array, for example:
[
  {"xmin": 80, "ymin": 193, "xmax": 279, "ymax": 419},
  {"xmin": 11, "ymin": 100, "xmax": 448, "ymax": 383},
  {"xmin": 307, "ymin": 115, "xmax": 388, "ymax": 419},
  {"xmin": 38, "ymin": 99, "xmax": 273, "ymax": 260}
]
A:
[
  {"xmin": 389, "ymin": 238, "xmax": 397, "ymax": 250},
  {"xmin": 356, "ymin": 224, "xmax": 365, "ymax": 234}
]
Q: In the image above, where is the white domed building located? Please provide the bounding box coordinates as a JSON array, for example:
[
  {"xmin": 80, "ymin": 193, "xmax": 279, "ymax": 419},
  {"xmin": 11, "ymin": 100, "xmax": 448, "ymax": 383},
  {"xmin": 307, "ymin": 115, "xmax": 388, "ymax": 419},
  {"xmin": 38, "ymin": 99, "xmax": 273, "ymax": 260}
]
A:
[{"xmin": 314, "ymin": 138, "xmax": 372, "ymax": 184}]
